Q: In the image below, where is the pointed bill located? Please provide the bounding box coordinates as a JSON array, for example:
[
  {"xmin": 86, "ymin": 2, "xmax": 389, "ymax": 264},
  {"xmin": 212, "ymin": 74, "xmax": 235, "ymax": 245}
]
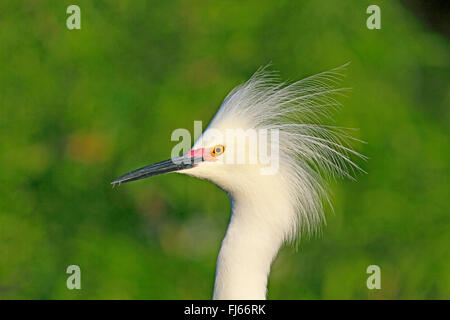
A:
[{"xmin": 111, "ymin": 155, "xmax": 203, "ymax": 185}]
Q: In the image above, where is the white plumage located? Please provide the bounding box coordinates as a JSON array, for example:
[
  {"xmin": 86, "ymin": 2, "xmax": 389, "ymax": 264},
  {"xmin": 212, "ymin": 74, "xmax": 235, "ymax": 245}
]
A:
[{"xmin": 113, "ymin": 64, "xmax": 365, "ymax": 299}]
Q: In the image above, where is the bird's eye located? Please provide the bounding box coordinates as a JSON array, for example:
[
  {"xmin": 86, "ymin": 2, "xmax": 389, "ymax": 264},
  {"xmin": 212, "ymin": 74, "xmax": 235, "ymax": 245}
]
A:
[{"xmin": 211, "ymin": 145, "xmax": 225, "ymax": 157}]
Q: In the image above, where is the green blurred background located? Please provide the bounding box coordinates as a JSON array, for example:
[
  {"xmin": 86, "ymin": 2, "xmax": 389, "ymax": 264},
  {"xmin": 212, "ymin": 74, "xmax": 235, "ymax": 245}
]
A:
[{"xmin": 0, "ymin": 0, "xmax": 448, "ymax": 299}]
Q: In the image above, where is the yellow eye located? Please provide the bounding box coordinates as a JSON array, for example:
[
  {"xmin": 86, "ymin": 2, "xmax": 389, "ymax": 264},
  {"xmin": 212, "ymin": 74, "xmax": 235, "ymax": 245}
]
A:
[{"xmin": 211, "ymin": 145, "xmax": 225, "ymax": 157}]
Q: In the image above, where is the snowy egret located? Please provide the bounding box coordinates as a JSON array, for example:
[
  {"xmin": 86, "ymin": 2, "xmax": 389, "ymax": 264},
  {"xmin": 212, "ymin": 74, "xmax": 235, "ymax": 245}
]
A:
[{"xmin": 112, "ymin": 64, "xmax": 365, "ymax": 299}]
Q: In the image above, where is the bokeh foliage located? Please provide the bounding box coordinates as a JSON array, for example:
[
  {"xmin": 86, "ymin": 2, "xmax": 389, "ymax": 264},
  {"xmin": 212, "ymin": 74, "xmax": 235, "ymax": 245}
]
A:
[{"xmin": 0, "ymin": 0, "xmax": 448, "ymax": 299}]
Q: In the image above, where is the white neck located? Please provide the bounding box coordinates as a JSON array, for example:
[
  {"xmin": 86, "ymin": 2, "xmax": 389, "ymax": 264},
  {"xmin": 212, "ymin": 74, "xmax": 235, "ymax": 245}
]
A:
[{"xmin": 212, "ymin": 191, "xmax": 291, "ymax": 300}]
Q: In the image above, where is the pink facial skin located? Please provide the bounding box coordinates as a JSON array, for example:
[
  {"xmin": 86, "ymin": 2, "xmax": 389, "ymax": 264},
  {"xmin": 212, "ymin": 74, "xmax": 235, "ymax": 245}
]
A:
[{"xmin": 188, "ymin": 148, "xmax": 216, "ymax": 162}]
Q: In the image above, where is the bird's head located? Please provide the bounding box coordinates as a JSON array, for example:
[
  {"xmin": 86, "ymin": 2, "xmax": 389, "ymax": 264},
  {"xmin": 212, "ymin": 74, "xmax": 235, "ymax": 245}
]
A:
[
  {"xmin": 111, "ymin": 116, "xmax": 280, "ymax": 194},
  {"xmin": 111, "ymin": 64, "xmax": 365, "ymax": 239}
]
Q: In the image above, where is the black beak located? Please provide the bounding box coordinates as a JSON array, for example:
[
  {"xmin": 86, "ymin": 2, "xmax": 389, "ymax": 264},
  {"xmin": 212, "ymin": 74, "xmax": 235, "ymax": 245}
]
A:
[{"xmin": 111, "ymin": 155, "xmax": 203, "ymax": 185}]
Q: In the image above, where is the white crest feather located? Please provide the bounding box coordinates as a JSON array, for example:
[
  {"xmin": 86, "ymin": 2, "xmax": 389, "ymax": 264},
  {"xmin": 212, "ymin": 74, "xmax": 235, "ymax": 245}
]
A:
[{"xmin": 204, "ymin": 63, "xmax": 366, "ymax": 242}]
